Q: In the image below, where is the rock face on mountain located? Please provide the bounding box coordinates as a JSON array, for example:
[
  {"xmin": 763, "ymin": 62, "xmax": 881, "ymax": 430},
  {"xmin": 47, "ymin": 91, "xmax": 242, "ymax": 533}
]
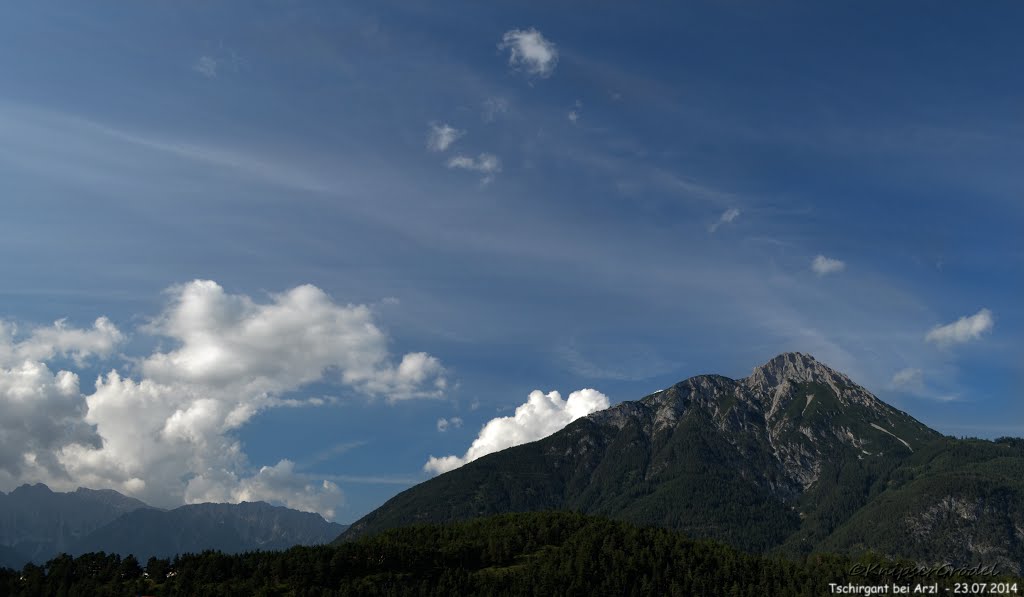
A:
[
  {"xmin": 0, "ymin": 484, "xmax": 150, "ymax": 566},
  {"xmin": 589, "ymin": 352, "xmax": 938, "ymax": 496},
  {"xmin": 70, "ymin": 501, "xmax": 347, "ymax": 562},
  {"xmin": 338, "ymin": 353, "xmax": 1024, "ymax": 572}
]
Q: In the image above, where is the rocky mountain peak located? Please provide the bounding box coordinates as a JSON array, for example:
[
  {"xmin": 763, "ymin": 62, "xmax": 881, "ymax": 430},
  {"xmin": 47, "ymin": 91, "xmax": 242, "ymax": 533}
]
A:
[
  {"xmin": 9, "ymin": 483, "xmax": 55, "ymax": 498},
  {"xmin": 340, "ymin": 353, "xmax": 959, "ymax": 563},
  {"xmin": 743, "ymin": 352, "xmax": 858, "ymax": 401}
]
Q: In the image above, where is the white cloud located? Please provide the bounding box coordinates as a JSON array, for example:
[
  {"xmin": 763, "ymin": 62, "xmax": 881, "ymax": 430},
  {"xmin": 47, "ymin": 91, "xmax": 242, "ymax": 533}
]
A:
[
  {"xmin": 708, "ymin": 207, "xmax": 741, "ymax": 233},
  {"xmin": 890, "ymin": 367, "xmax": 924, "ymax": 391},
  {"xmin": 887, "ymin": 367, "xmax": 955, "ymax": 401},
  {"xmin": 436, "ymin": 417, "xmax": 463, "ymax": 432},
  {"xmin": 557, "ymin": 342, "xmax": 675, "ymax": 381},
  {"xmin": 0, "ymin": 317, "xmax": 124, "ymax": 367},
  {"xmin": 568, "ymin": 100, "xmax": 582, "ymax": 124},
  {"xmin": 0, "ymin": 318, "xmax": 125, "ymax": 480},
  {"xmin": 925, "ymin": 308, "xmax": 994, "ymax": 346},
  {"xmin": 498, "ymin": 28, "xmax": 559, "ymax": 78},
  {"xmin": 140, "ymin": 280, "xmax": 446, "ymax": 400},
  {"xmin": 426, "ymin": 123, "xmax": 464, "ymax": 152},
  {"xmin": 194, "ymin": 56, "xmax": 218, "ymax": 78},
  {"xmin": 192, "ymin": 47, "xmax": 243, "ymax": 80},
  {"xmin": 186, "ymin": 460, "xmax": 344, "ymax": 521},
  {"xmin": 811, "ymin": 254, "xmax": 846, "ymax": 276},
  {"xmin": 482, "ymin": 97, "xmax": 509, "ymax": 122},
  {"xmin": 0, "ymin": 361, "xmax": 100, "ymax": 479},
  {"xmin": 447, "ymin": 153, "xmax": 502, "ymax": 184},
  {"xmin": 424, "ymin": 388, "xmax": 609, "ymax": 475},
  {"xmin": 0, "ymin": 281, "xmax": 446, "ymax": 520}
]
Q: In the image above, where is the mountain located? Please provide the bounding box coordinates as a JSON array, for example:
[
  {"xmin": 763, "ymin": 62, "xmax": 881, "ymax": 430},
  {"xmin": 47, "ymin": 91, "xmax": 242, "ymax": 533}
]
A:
[
  {"xmin": 70, "ymin": 501, "xmax": 347, "ymax": 562},
  {"xmin": 0, "ymin": 544, "xmax": 30, "ymax": 571},
  {"xmin": 814, "ymin": 436, "xmax": 1024, "ymax": 573},
  {"xmin": 0, "ymin": 484, "xmax": 347, "ymax": 566},
  {"xmin": 337, "ymin": 353, "xmax": 1024, "ymax": 572},
  {"xmin": 0, "ymin": 483, "xmax": 150, "ymax": 564}
]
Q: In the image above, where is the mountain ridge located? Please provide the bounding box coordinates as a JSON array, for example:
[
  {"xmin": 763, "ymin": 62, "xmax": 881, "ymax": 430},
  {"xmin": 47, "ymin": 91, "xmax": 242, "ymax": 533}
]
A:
[
  {"xmin": 0, "ymin": 482, "xmax": 150, "ymax": 564},
  {"xmin": 0, "ymin": 484, "xmax": 346, "ymax": 568},
  {"xmin": 337, "ymin": 352, "xmax": 1024, "ymax": 572},
  {"xmin": 70, "ymin": 500, "xmax": 347, "ymax": 562}
]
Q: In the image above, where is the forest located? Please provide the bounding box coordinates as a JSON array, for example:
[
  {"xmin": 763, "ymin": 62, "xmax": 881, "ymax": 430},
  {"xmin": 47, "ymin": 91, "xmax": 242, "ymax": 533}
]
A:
[{"xmin": 1, "ymin": 511, "xmax": 1017, "ymax": 596}]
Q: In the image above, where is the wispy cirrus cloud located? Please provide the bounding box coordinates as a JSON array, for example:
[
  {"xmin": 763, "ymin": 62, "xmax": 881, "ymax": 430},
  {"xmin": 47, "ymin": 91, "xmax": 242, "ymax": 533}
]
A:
[
  {"xmin": 0, "ymin": 102, "xmax": 338, "ymax": 194},
  {"xmin": 482, "ymin": 97, "xmax": 509, "ymax": 122},
  {"xmin": 708, "ymin": 207, "xmax": 741, "ymax": 233},
  {"xmin": 192, "ymin": 44, "xmax": 243, "ymax": 80},
  {"xmin": 888, "ymin": 367, "xmax": 958, "ymax": 401},
  {"xmin": 447, "ymin": 153, "xmax": 502, "ymax": 184},
  {"xmin": 890, "ymin": 367, "xmax": 924, "ymax": 391}
]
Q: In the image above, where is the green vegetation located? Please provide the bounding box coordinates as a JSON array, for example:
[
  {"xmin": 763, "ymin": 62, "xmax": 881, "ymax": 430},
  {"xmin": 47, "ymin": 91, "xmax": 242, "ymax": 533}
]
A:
[
  {"xmin": 338, "ymin": 366, "xmax": 1024, "ymax": 573},
  {"xmin": 340, "ymin": 413, "xmax": 802, "ymax": 553},
  {"xmin": 1, "ymin": 512, "xmax": 1017, "ymax": 596},
  {"xmin": 817, "ymin": 438, "xmax": 1024, "ymax": 571}
]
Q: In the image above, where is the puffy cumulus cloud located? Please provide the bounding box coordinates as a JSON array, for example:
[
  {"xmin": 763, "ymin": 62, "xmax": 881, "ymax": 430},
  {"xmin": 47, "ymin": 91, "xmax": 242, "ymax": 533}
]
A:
[
  {"xmin": 424, "ymin": 389, "xmax": 609, "ymax": 475},
  {"xmin": 0, "ymin": 317, "xmax": 122, "ymax": 480},
  {"xmin": 708, "ymin": 208, "xmax": 741, "ymax": 233},
  {"xmin": 498, "ymin": 28, "xmax": 558, "ymax": 78},
  {"xmin": 925, "ymin": 308, "xmax": 994, "ymax": 346},
  {"xmin": 426, "ymin": 122, "xmax": 464, "ymax": 152},
  {"xmin": 0, "ymin": 361, "xmax": 100, "ymax": 478},
  {"xmin": 384, "ymin": 352, "xmax": 447, "ymax": 397},
  {"xmin": 141, "ymin": 280, "xmax": 446, "ymax": 400},
  {"xmin": 436, "ymin": 416, "xmax": 463, "ymax": 432},
  {"xmin": 811, "ymin": 254, "xmax": 846, "ymax": 276},
  {"xmin": 0, "ymin": 280, "xmax": 445, "ymax": 520},
  {"xmin": 53, "ymin": 365, "xmax": 336, "ymax": 515},
  {"xmin": 447, "ymin": 153, "xmax": 502, "ymax": 184},
  {"xmin": 0, "ymin": 317, "xmax": 124, "ymax": 366},
  {"xmin": 185, "ymin": 460, "xmax": 344, "ymax": 521}
]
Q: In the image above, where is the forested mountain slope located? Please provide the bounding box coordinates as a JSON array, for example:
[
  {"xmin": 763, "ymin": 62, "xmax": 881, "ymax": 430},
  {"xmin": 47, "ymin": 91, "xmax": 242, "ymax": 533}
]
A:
[{"xmin": 339, "ymin": 353, "xmax": 1024, "ymax": 571}]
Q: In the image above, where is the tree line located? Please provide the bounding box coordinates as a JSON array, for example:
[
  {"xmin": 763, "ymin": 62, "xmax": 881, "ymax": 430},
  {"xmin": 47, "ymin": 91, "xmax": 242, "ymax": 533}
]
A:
[{"xmin": 0, "ymin": 511, "xmax": 1017, "ymax": 596}]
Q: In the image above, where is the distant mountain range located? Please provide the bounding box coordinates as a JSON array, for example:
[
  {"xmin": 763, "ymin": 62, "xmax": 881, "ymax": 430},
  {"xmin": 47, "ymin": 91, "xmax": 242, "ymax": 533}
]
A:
[
  {"xmin": 71, "ymin": 501, "xmax": 347, "ymax": 563},
  {"xmin": 338, "ymin": 352, "xmax": 1024, "ymax": 574},
  {"xmin": 0, "ymin": 484, "xmax": 149, "ymax": 567},
  {"xmin": 0, "ymin": 484, "xmax": 346, "ymax": 569}
]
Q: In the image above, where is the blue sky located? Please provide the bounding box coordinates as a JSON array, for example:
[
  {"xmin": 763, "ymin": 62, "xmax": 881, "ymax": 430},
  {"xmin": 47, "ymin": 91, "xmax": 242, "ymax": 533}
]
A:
[{"xmin": 0, "ymin": 2, "xmax": 1021, "ymax": 521}]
